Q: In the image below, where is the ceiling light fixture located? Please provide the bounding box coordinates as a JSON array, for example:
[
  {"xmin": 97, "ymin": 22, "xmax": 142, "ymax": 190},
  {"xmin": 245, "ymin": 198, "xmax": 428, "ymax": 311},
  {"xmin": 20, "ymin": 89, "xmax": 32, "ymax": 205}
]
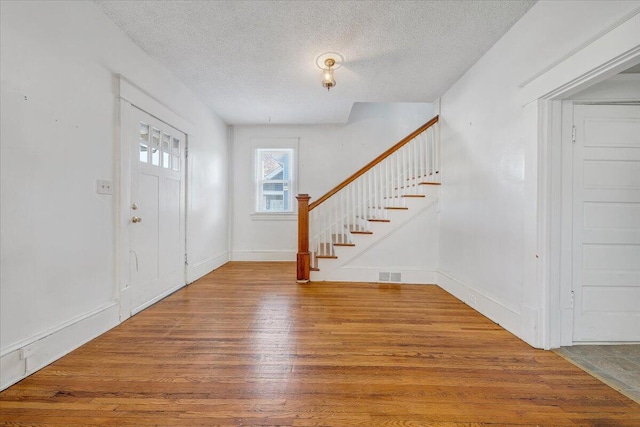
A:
[
  {"xmin": 316, "ymin": 52, "xmax": 344, "ymax": 92},
  {"xmin": 322, "ymin": 58, "xmax": 336, "ymax": 91}
]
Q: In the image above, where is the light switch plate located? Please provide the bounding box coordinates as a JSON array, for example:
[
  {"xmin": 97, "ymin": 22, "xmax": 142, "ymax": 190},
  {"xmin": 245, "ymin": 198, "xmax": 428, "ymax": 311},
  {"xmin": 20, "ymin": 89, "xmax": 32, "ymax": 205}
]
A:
[{"xmin": 96, "ymin": 179, "xmax": 113, "ymax": 195}]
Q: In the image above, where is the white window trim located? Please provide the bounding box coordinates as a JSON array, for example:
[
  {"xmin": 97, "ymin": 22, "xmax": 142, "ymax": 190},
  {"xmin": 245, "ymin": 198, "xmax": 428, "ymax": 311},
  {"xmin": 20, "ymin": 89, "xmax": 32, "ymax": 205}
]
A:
[{"xmin": 251, "ymin": 138, "xmax": 299, "ymax": 220}]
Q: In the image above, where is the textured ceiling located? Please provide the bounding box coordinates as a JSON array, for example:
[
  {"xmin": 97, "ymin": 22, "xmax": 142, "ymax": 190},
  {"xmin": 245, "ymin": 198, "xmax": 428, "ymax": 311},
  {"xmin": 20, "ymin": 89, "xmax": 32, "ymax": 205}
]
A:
[{"xmin": 94, "ymin": 0, "xmax": 536, "ymax": 124}]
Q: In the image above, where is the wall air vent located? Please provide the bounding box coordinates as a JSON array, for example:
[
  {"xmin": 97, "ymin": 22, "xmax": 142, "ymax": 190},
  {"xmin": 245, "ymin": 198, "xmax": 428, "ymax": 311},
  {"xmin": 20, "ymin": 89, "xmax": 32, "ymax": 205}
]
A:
[
  {"xmin": 379, "ymin": 272, "xmax": 402, "ymax": 282},
  {"xmin": 390, "ymin": 272, "xmax": 402, "ymax": 282}
]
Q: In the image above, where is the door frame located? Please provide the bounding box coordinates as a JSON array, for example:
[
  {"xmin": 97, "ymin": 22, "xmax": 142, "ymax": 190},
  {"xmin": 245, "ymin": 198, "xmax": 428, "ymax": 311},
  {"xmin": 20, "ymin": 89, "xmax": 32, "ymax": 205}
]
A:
[
  {"xmin": 541, "ymin": 98, "xmax": 640, "ymax": 348},
  {"xmin": 116, "ymin": 75, "xmax": 194, "ymax": 321},
  {"xmin": 531, "ymin": 26, "xmax": 640, "ymax": 348}
]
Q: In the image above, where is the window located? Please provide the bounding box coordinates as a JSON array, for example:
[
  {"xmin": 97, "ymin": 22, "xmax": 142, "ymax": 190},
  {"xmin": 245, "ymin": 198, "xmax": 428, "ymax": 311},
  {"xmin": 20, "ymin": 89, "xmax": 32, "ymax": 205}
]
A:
[
  {"xmin": 138, "ymin": 121, "xmax": 180, "ymax": 171},
  {"xmin": 255, "ymin": 148, "xmax": 294, "ymax": 213}
]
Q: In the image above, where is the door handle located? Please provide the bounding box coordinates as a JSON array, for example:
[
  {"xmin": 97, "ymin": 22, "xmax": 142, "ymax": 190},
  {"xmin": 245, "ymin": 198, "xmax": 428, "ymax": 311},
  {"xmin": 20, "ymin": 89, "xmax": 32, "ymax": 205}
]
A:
[{"xmin": 132, "ymin": 216, "xmax": 142, "ymax": 223}]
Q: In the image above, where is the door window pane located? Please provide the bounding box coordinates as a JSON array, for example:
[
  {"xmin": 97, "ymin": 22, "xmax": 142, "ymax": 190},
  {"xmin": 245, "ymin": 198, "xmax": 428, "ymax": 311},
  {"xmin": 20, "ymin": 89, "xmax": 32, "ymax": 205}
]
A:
[
  {"xmin": 139, "ymin": 122, "xmax": 150, "ymax": 142},
  {"xmin": 151, "ymin": 147, "xmax": 160, "ymax": 166},
  {"xmin": 151, "ymin": 128, "xmax": 161, "ymax": 147},
  {"xmin": 172, "ymin": 155, "xmax": 180, "ymax": 171},
  {"xmin": 139, "ymin": 143, "xmax": 149, "ymax": 163}
]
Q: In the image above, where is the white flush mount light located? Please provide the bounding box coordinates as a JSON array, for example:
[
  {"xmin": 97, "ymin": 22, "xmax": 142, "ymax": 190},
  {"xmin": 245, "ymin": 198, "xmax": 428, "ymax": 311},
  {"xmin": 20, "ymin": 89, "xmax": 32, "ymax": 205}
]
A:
[{"xmin": 316, "ymin": 52, "xmax": 344, "ymax": 92}]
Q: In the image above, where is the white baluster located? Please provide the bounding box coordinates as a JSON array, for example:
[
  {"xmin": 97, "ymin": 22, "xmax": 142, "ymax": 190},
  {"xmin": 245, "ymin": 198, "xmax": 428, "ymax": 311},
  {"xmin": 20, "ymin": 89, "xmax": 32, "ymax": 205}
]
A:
[
  {"xmin": 419, "ymin": 132, "xmax": 424, "ymax": 180},
  {"xmin": 345, "ymin": 184, "xmax": 349, "ymax": 234},
  {"xmin": 415, "ymin": 137, "xmax": 419, "ymax": 183},
  {"xmin": 431, "ymin": 127, "xmax": 435, "ymax": 178},
  {"xmin": 425, "ymin": 131, "xmax": 429, "ymax": 178},
  {"xmin": 383, "ymin": 163, "xmax": 389, "ymax": 214},
  {"xmin": 313, "ymin": 209, "xmax": 318, "ymax": 267},
  {"xmin": 398, "ymin": 147, "xmax": 407, "ymax": 195},
  {"xmin": 378, "ymin": 164, "xmax": 384, "ymax": 211},
  {"xmin": 358, "ymin": 176, "xmax": 362, "ymax": 230},
  {"xmin": 330, "ymin": 196, "xmax": 335, "ymax": 248},
  {"xmin": 425, "ymin": 128, "xmax": 430, "ymax": 177},
  {"xmin": 411, "ymin": 142, "xmax": 415, "ymax": 186},
  {"xmin": 325, "ymin": 203, "xmax": 329, "ymax": 254},
  {"xmin": 377, "ymin": 165, "xmax": 382, "ymax": 212},
  {"xmin": 354, "ymin": 181, "xmax": 358, "ymax": 231},
  {"xmin": 407, "ymin": 140, "xmax": 413, "ymax": 190},
  {"xmin": 371, "ymin": 166, "xmax": 382, "ymax": 217},
  {"xmin": 367, "ymin": 170, "xmax": 372, "ymax": 220},
  {"xmin": 435, "ymin": 122, "xmax": 440, "ymax": 179},
  {"xmin": 347, "ymin": 182, "xmax": 354, "ymax": 230},
  {"xmin": 388, "ymin": 158, "xmax": 392, "ymax": 202},
  {"xmin": 340, "ymin": 189, "xmax": 345, "ymax": 242}
]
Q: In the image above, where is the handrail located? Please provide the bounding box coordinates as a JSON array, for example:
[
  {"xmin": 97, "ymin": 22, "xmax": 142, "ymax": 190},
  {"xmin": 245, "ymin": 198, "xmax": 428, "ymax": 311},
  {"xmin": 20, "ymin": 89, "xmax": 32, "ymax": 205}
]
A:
[{"xmin": 308, "ymin": 115, "xmax": 439, "ymax": 211}]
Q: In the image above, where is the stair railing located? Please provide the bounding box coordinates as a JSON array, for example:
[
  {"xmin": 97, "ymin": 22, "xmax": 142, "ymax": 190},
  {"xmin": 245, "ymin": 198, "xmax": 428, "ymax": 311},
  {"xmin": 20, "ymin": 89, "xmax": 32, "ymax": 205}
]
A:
[{"xmin": 296, "ymin": 115, "xmax": 440, "ymax": 282}]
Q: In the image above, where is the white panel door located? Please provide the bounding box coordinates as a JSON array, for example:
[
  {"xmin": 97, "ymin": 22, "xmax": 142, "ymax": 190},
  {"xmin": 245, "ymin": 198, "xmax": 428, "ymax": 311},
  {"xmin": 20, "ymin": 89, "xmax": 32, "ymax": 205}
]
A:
[
  {"xmin": 129, "ymin": 106, "xmax": 186, "ymax": 314},
  {"xmin": 572, "ymin": 104, "xmax": 640, "ymax": 342}
]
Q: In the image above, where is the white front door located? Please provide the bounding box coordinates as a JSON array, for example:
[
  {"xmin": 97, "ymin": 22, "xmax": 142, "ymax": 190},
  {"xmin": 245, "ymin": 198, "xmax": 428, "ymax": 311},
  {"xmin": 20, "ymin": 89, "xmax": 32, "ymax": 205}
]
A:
[
  {"xmin": 128, "ymin": 105, "xmax": 186, "ymax": 315},
  {"xmin": 572, "ymin": 104, "xmax": 640, "ymax": 342}
]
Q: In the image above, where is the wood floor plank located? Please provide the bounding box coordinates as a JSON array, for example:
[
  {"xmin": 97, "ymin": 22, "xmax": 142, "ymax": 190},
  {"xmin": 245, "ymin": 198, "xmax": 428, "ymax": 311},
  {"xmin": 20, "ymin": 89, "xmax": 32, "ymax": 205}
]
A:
[{"xmin": 1, "ymin": 262, "xmax": 639, "ymax": 426}]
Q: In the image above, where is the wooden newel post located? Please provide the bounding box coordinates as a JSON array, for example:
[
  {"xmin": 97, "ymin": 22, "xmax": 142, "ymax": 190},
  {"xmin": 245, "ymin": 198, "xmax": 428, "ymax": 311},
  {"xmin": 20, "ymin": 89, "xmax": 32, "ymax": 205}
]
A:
[{"xmin": 296, "ymin": 194, "xmax": 311, "ymax": 283}]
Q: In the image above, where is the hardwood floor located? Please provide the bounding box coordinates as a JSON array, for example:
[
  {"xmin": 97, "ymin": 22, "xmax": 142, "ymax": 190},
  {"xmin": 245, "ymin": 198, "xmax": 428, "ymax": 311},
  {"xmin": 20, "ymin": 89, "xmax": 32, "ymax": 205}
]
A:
[{"xmin": 1, "ymin": 262, "xmax": 639, "ymax": 426}]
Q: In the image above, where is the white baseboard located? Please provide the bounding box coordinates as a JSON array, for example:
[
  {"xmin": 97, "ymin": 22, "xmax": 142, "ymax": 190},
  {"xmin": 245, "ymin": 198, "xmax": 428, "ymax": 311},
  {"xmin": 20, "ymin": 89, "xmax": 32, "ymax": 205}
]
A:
[
  {"xmin": 313, "ymin": 266, "xmax": 437, "ymax": 284},
  {"xmin": 436, "ymin": 271, "xmax": 522, "ymax": 341},
  {"xmin": 520, "ymin": 303, "xmax": 543, "ymax": 349},
  {"xmin": 1, "ymin": 302, "xmax": 119, "ymax": 391},
  {"xmin": 187, "ymin": 251, "xmax": 229, "ymax": 283},
  {"xmin": 231, "ymin": 250, "xmax": 296, "ymax": 261},
  {"xmin": 131, "ymin": 281, "xmax": 188, "ymax": 316}
]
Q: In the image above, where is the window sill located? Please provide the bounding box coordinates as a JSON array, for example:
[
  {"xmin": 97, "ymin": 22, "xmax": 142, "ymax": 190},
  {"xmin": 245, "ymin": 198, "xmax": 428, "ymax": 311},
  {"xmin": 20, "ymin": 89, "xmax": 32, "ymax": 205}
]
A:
[{"xmin": 250, "ymin": 212, "xmax": 297, "ymax": 221}]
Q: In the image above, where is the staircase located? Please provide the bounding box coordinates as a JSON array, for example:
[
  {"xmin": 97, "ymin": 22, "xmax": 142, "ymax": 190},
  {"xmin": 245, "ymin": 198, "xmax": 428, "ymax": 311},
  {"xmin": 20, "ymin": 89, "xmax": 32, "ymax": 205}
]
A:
[{"xmin": 296, "ymin": 115, "xmax": 440, "ymax": 282}]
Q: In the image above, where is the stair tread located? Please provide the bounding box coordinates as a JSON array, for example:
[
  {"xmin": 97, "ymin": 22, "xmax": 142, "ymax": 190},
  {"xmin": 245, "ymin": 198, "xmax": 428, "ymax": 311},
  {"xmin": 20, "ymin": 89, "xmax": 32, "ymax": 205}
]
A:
[
  {"xmin": 368, "ymin": 218, "xmax": 391, "ymax": 222},
  {"xmin": 394, "ymin": 181, "xmax": 441, "ymax": 190},
  {"xmin": 384, "ymin": 194, "xmax": 424, "ymax": 199},
  {"xmin": 349, "ymin": 225, "xmax": 373, "ymax": 234},
  {"xmin": 385, "ymin": 206, "xmax": 408, "ymax": 210}
]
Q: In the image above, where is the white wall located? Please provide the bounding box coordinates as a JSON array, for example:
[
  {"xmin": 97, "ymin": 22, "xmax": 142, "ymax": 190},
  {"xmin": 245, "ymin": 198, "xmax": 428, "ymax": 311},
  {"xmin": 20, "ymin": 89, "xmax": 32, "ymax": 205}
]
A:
[
  {"xmin": 437, "ymin": 0, "xmax": 640, "ymax": 348},
  {"xmin": 0, "ymin": 0, "xmax": 228, "ymax": 389},
  {"xmin": 230, "ymin": 102, "xmax": 434, "ymax": 261},
  {"xmin": 186, "ymin": 120, "xmax": 230, "ymax": 282},
  {"xmin": 567, "ymin": 74, "xmax": 640, "ymax": 101}
]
